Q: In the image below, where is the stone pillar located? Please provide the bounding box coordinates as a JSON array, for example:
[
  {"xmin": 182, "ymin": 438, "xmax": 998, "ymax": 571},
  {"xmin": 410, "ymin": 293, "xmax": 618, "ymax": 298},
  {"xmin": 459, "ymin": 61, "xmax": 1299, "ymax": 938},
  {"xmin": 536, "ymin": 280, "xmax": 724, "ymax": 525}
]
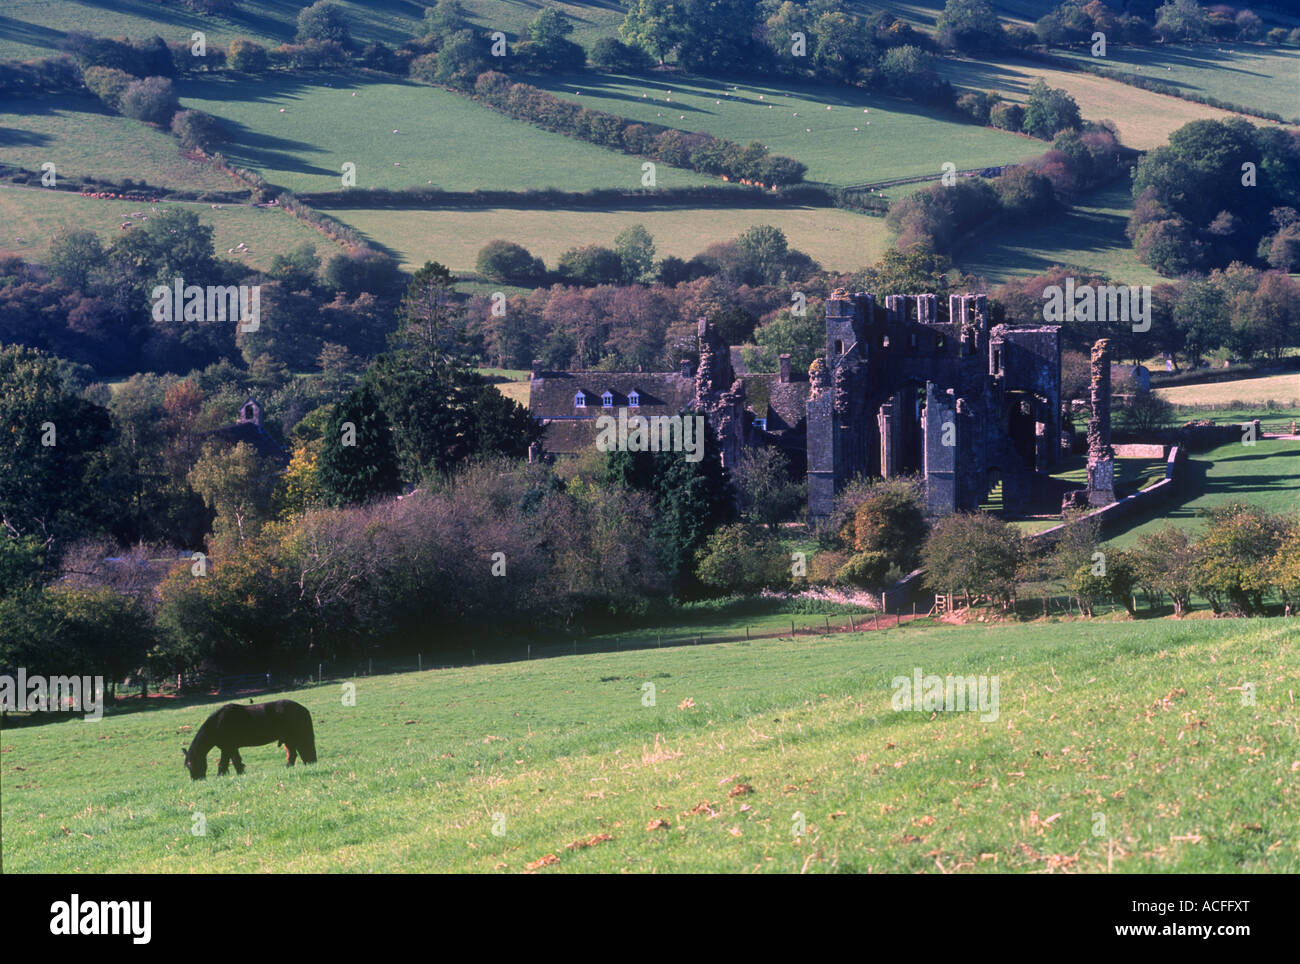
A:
[
  {"xmin": 923, "ymin": 382, "xmax": 957, "ymax": 515},
  {"xmin": 884, "ymin": 294, "xmax": 906, "ymax": 325},
  {"xmin": 916, "ymin": 293, "xmax": 936, "ymax": 325},
  {"xmin": 878, "ymin": 400, "xmax": 896, "ymax": 477},
  {"xmin": 1086, "ymin": 338, "xmax": 1116, "ymax": 506}
]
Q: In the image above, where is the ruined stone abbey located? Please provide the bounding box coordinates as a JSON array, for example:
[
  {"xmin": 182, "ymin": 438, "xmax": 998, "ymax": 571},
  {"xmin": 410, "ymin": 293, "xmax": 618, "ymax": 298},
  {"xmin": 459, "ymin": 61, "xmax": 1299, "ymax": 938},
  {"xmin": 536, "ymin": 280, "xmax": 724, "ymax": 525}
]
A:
[{"xmin": 529, "ymin": 289, "xmax": 1068, "ymax": 517}]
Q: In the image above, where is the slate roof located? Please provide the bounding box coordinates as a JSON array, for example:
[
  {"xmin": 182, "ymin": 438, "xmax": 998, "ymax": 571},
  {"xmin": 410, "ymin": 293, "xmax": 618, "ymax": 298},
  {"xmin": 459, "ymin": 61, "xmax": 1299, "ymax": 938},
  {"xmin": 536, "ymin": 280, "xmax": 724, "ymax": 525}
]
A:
[
  {"xmin": 206, "ymin": 419, "xmax": 289, "ymax": 465},
  {"xmin": 529, "ymin": 371, "xmax": 695, "ymax": 417},
  {"xmin": 530, "ymin": 371, "xmax": 698, "ymax": 455},
  {"xmin": 741, "ymin": 372, "xmax": 811, "ymax": 433}
]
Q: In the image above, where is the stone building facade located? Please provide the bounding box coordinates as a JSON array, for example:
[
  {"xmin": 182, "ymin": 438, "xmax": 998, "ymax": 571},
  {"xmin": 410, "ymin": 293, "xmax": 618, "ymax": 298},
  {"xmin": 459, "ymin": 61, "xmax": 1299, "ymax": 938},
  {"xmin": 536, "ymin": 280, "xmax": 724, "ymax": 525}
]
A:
[{"xmin": 528, "ymin": 290, "xmax": 1064, "ymax": 518}]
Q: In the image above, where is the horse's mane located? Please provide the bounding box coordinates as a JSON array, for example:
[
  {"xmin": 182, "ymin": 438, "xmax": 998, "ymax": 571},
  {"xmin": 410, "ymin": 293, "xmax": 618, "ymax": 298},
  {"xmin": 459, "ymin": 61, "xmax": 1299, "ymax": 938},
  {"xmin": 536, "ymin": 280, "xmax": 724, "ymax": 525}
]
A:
[{"xmin": 188, "ymin": 705, "xmax": 229, "ymax": 758}]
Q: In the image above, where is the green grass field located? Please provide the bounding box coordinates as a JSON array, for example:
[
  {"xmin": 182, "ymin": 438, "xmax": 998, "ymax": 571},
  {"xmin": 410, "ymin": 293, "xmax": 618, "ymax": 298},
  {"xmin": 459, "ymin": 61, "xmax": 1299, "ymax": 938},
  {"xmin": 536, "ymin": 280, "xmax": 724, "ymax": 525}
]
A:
[
  {"xmin": 1050, "ymin": 43, "xmax": 1300, "ymax": 124},
  {"xmin": 3, "ymin": 615, "xmax": 1296, "ymax": 873},
  {"xmin": 0, "ymin": 186, "xmax": 344, "ymax": 269},
  {"xmin": 176, "ymin": 73, "xmax": 716, "ymax": 195},
  {"xmin": 527, "ymin": 72, "xmax": 1049, "ymax": 187},
  {"xmin": 1107, "ymin": 438, "xmax": 1300, "ymax": 548},
  {"xmin": 0, "ymin": 95, "xmax": 242, "ymax": 195},
  {"xmin": 0, "ymin": 0, "xmax": 625, "ymax": 61},
  {"xmin": 0, "ymin": 0, "xmax": 422, "ymax": 62},
  {"xmin": 937, "ymin": 55, "xmax": 1287, "ymax": 150},
  {"xmin": 318, "ymin": 202, "xmax": 891, "ymax": 274},
  {"xmin": 959, "ymin": 180, "xmax": 1165, "ymax": 286}
]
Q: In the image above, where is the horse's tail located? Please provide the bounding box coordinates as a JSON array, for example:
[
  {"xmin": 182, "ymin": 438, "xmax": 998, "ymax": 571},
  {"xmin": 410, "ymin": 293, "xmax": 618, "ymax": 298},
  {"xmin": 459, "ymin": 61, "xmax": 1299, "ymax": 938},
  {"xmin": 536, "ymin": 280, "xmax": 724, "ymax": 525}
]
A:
[{"xmin": 298, "ymin": 707, "xmax": 317, "ymax": 764}]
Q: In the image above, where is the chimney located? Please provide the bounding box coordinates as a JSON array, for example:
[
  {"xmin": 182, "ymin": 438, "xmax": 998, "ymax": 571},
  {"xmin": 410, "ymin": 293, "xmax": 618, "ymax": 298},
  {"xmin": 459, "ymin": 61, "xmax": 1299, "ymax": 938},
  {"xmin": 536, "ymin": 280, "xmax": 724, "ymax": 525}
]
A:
[
  {"xmin": 778, "ymin": 353, "xmax": 791, "ymax": 383},
  {"xmin": 530, "ymin": 358, "xmax": 542, "ymax": 379}
]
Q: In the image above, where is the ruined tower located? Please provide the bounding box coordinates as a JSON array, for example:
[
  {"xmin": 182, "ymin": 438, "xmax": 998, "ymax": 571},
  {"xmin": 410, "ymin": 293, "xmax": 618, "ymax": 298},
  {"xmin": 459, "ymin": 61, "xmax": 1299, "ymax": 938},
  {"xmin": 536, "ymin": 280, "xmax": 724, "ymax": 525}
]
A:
[{"xmin": 1086, "ymin": 338, "xmax": 1116, "ymax": 507}]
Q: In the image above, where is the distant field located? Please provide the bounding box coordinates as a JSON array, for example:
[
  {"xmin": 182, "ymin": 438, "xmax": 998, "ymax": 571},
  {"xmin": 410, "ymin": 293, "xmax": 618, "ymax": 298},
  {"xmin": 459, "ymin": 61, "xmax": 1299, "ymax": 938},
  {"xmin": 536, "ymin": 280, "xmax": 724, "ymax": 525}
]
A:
[
  {"xmin": 0, "ymin": 187, "xmax": 343, "ymax": 270},
  {"xmin": 937, "ymin": 56, "xmax": 1286, "ymax": 150},
  {"xmin": 527, "ymin": 72, "xmax": 1049, "ymax": 187},
  {"xmin": 177, "ymin": 73, "xmax": 716, "ymax": 194},
  {"xmin": 1156, "ymin": 373, "xmax": 1300, "ymax": 408},
  {"xmin": 850, "ymin": 0, "xmax": 1049, "ymax": 30},
  {"xmin": 1109, "ymin": 438, "xmax": 1300, "ymax": 548},
  {"xmin": 0, "ymin": 0, "xmax": 422, "ymax": 61},
  {"xmin": 1051, "ymin": 43, "xmax": 1300, "ymax": 123},
  {"xmin": 0, "ymin": 94, "xmax": 238, "ymax": 195},
  {"xmin": 958, "ymin": 180, "xmax": 1165, "ymax": 286},
  {"xmin": 0, "ymin": 0, "xmax": 626, "ymax": 61},
  {"xmin": 318, "ymin": 203, "xmax": 892, "ymax": 274}
]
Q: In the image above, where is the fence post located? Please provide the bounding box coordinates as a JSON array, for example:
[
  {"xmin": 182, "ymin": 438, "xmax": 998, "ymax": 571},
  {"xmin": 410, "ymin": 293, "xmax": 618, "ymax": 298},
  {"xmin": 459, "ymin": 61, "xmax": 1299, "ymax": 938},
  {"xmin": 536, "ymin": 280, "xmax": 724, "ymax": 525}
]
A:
[
  {"xmin": 527, "ymin": 644, "xmax": 531, "ymax": 660},
  {"xmin": 318, "ymin": 663, "xmax": 322, "ymax": 684},
  {"xmin": 874, "ymin": 614, "xmax": 879, "ymax": 631},
  {"xmin": 746, "ymin": 626, "xmax": 750, "ymax": 640},
  {"xmin": 791, "ymin": 619, "xmax": 795, "ymax": 637},
  {"xmin": 418, "ymin": 653, "xmax": 422, "ymax": 672},
  {"xmin": 849, "ymin": 614, "xmax": 855, "ymax": 632},
  {"xmin": 825, "ymin": 616, "xmax": 830, "ymax": 634}
]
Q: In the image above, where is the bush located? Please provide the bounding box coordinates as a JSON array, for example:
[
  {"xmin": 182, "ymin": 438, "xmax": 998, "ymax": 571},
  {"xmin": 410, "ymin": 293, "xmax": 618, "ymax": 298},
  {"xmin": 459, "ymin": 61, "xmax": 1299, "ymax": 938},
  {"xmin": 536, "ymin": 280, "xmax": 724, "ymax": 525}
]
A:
[
  {"xmin": 809, "ymin": 550, "xmax": 850, "ymax": 585},
  {"xmin": 836, "ymin": 550, "xmax": 889, "ymax": 588},
  {"xmin": 296, "ymin": 1, "xmax": 352, "ymax": 46},
  {"xmin": 989, "ymin": 101, "xmax": 1023, "ymax": 132},
  {"xmin": 82, "ymin": 65, "xmax": 132, "ymax": 110},
  {"xmin": 1117, "ymin": 391, "xmax": 1174, "ymax": 435},
  {"xmin": 695, "ymin": 523, "xmax": 787, "ymax": 593},
  {"xmin": 848, "ymin": 477, "xmax": 928, "ymax": 573},
  {"xmin": 1193, "ymin": 502, "xmax": 1285, "ymax": 615},
  {"xmin": 476, "ymin": 240, "xmax": 545, "ymax": 284},
  {"xmin": 590, "ymin": 37, "xmax": 652, "ymax": 73},
  {"xmin": 119, "ymin": 77, "xmax": 178, "ymax": 125},
  {"xmin": 557, "ymin": 245, "xmax": 624, "ymax": 286},
  {"xmin": 171, "ymin": 109, "xmax": 225, "ymax": 151},
  {"xmin": 228, "ymin": 38, "xmax": 269, "ymax": 73},
  {"xmin": 921, "ymin": 512, "xmax": 1024, "ymax": 609},
  {"xmin": 1023, "ymin": 79, "xmax": 1081, "ymax": 139}
]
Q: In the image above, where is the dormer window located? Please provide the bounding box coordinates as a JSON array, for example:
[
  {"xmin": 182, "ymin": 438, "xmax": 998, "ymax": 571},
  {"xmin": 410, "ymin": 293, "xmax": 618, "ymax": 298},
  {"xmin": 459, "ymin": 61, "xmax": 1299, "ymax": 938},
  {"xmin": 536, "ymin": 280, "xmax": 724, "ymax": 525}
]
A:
[
  {"xmin": 601, "ymin": 391, "xmax": 613, "ymax": 408},
  {"xmin": 574, "ymin": 391, "xmax": 586, "ymax": 409},
  {"xmin": 628, "ymin": 391, "xmax": 640, "ymax": 408}
]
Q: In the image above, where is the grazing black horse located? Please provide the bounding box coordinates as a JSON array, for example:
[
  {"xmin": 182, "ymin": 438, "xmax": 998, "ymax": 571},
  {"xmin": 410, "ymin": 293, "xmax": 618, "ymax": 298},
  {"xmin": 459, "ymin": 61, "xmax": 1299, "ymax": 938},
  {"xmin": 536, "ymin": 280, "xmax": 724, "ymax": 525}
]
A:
[{"xmin": 183, "ymin": 700, "xmax": 316, "ymax": 780}]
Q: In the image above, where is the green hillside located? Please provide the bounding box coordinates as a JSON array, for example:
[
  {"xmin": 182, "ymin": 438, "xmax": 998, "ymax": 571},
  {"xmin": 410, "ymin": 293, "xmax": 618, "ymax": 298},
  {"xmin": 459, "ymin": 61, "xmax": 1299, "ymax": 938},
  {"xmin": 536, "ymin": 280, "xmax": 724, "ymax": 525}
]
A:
[
  {"xmin": 4, "ymin": 615, "xmax": 1296, "ymax": 872},
  {"xmin": 525, "ymin": 72, "xmax": 1049, "ymax": 187},
  {"xmin": 176, "ymin": 73, "xmax": 717, "ymax": 193}
]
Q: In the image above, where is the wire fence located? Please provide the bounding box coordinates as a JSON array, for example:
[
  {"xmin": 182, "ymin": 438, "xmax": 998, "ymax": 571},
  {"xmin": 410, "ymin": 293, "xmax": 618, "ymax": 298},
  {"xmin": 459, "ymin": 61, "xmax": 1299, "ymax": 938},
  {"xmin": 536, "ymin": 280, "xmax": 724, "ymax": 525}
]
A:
[{"xmin": 161, "ymin": 610, "xmax": 928, "ymax": 697}]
